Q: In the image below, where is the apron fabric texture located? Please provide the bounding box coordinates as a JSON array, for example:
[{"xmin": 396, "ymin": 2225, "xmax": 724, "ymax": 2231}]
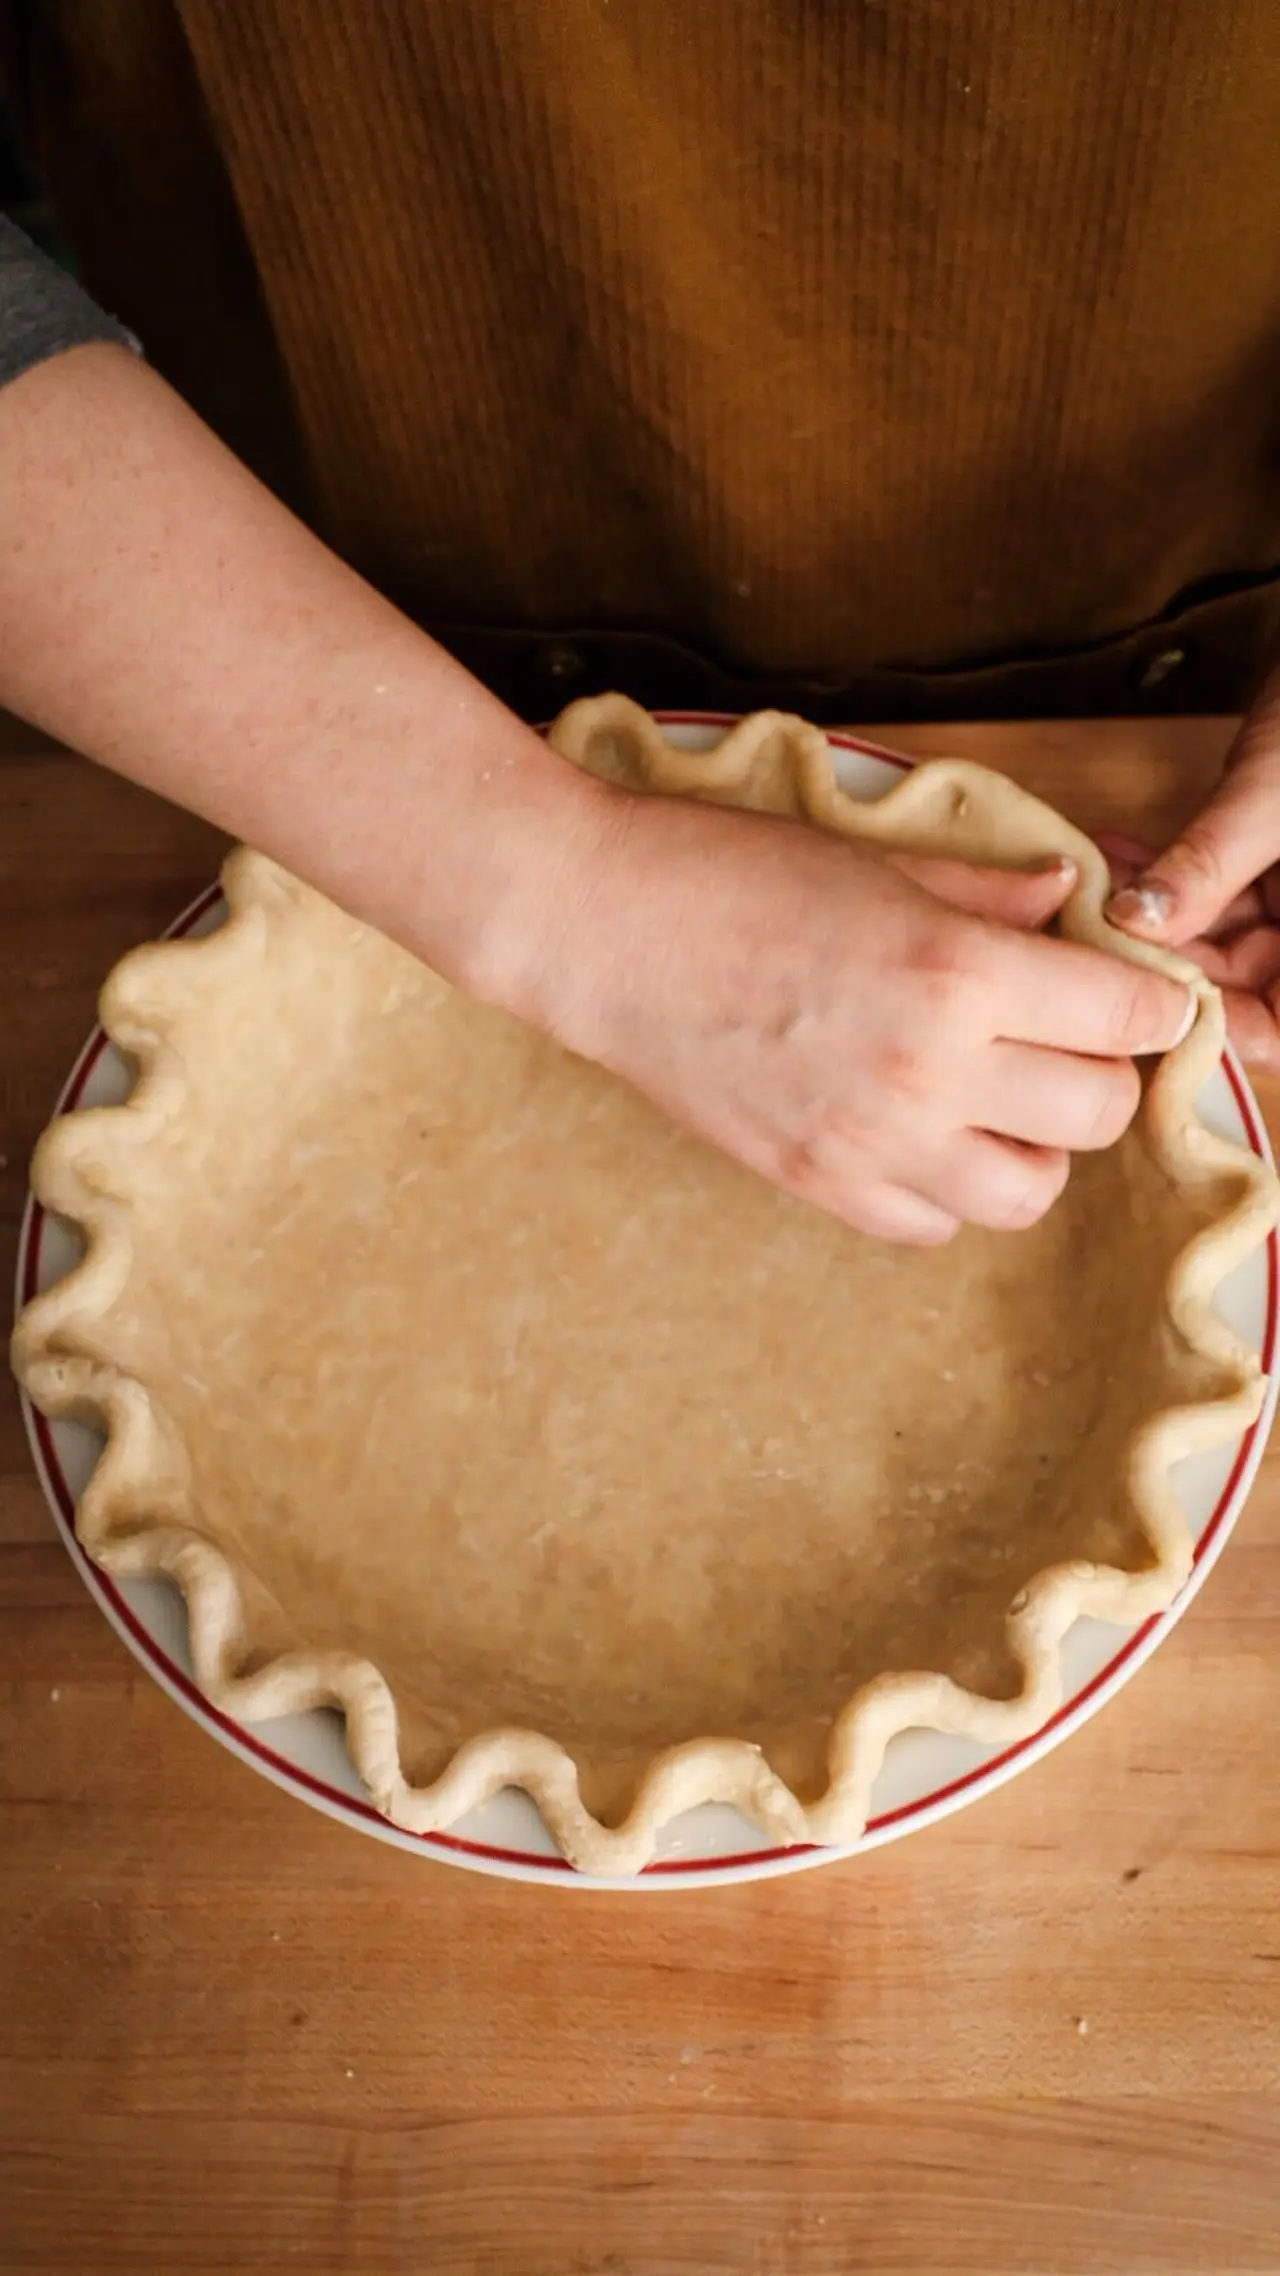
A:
[{"xmin": 5, "ymin": 0, "xmax": 1280, "ymax": 723}]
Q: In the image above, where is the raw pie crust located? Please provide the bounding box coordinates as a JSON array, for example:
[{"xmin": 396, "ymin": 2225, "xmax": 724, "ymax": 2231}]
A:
[{"xmin": 13, "ymin": 698, "xmax": 1280, "ymax": 1875}]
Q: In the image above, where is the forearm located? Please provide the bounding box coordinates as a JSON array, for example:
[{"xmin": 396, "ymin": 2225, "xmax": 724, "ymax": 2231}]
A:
[{"xmin": 0, "ymin": 342, "xmax": 605, "ymax": 1005}]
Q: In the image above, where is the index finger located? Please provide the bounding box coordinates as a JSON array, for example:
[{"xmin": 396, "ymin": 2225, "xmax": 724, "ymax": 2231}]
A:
[{"xmin": 983, "ymin": 927, "xmax": 1195, "ymax": 1058}]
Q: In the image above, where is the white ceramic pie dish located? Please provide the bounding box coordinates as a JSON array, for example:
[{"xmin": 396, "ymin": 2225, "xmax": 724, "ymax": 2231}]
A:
[{"xmin": 15, "ymin": 718, "xmax": 1280, "ymax": 1888}]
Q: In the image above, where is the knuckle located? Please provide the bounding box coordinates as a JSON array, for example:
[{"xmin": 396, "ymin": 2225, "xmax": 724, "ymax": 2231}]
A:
[
  {"xmin": 772, "ymin": 1117, "xmax": 867, "ymax": 1207},
  {"xmin": 1171, "ymin": 827, "xmax": 1226, "ymax": 895},
  {"xmin": 902, "ymin": 917, "xmax": 989, "ymax": 1006},
  {"xmin": 773, "ymin": 1135, "xmax": 827, "ymax": 1200},
  {"xmin": 1101, "ymin": 966, "xmax": 1162, "ymax": 1055},
  {"xmin": 866, "ymin": 1036, "xmax": 933, "ymax": 1109}
]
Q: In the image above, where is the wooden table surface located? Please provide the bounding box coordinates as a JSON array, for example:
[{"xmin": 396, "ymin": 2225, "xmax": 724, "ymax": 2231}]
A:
[{"xmin": 5, "ymin": 711, "xmax": 1280, "ymax": 2276}]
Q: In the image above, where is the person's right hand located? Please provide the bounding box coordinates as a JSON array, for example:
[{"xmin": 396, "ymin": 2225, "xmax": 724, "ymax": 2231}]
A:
[{"xmin": 528, "ymin": 789, "xmax": 1193, "ymax": 1246}]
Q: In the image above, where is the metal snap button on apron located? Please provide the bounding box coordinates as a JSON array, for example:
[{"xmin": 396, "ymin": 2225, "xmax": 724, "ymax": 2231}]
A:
[
  {"xmin": 534, "ymin": 643, "xmax": 587, "ymax": 683},
  {"xmin": 1135, "ymin": 645, "xmax": 1187, "ymax": 691}
]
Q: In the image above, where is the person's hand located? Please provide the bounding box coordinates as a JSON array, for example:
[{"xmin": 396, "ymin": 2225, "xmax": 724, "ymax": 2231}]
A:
[
  {"xmin": 1103, "ymin": 673, "xmax": 1280, "ymax": 1070},
  {"xmin": 528, "ymin": 789, "xmax": 1191, "ymax": 1245}
]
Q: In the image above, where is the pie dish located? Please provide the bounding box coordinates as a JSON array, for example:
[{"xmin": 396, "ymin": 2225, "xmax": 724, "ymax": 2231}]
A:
[{"xmin": 13, "ymin": 697, "xmax": 1280, "ymax": 1875}]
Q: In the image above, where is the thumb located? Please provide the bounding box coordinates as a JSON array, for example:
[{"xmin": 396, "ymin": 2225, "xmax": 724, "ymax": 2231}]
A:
[
  {"xmin": 893, "ymin": 851, "xmax": 1077, "ymax": 930},
  {"xmin": 1106, "ymin": 744, "xmax": 1280, "ymax": 947}
]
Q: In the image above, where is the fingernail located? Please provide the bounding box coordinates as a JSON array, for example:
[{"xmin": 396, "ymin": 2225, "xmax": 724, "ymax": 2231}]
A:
[
  {"xmin": 1107, "ymin": 880, "xmax": 1174, "ymax": 931},
  {"xmin": 1029, "ymin": 854, "xmax": 1077, "ymax": 878},
  {"xmin": 1170, "ymin": 989, "xmax": 1197, "ymax": 1049},
  {"xmin": 1136, "ymin": 986, "xmax": 1198, "ymax": 1059}
]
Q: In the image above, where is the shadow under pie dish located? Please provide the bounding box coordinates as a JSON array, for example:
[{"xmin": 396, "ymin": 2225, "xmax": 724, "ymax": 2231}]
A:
[{"xmin": 12, "ymin": 698, "xmax": 1280, "ymax": 1876}]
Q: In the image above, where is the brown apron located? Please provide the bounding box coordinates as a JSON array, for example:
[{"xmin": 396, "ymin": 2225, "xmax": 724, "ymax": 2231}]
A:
[{"xmin": 6, "ymin": 0, "xmax": 1280, "ymax": 723}]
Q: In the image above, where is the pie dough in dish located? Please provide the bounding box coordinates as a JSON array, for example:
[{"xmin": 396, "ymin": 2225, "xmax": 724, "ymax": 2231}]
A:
[{"xmin": 13, "ymin": 697, "xmax": 1280, "ymax": 1875}]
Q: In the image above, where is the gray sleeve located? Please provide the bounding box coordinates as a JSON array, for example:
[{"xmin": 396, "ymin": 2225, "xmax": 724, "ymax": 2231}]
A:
[{"xmin": 0, "ymin": 213, "xmax": 140, "ymax": 389}]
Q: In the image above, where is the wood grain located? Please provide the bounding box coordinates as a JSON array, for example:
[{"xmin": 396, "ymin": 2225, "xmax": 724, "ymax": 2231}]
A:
[{"xmin": 4, "ymin": 714, "xmax": 1280, "ymax": 2276}]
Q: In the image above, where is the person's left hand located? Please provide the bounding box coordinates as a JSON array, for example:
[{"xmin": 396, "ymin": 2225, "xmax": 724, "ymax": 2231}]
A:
[{"xmin": 1103, "ymin": 669, "xmax": 1280, "ymax": 1072}]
